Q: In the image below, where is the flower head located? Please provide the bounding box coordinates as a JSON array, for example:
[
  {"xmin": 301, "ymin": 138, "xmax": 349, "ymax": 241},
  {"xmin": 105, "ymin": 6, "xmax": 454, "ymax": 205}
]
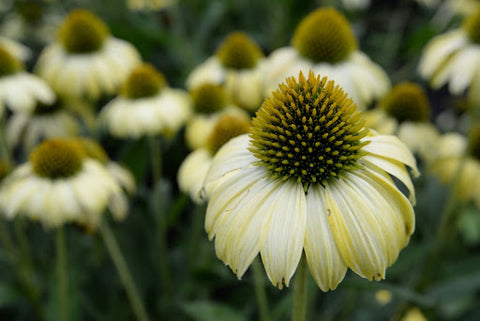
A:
[
  {"xmin": 202, "ymin": 71, "xmax": 417, "ymax": 290},
  {"xmin": 0, "ymin": 44, "xmax": 55, "ymax": 116},
  {"xmin": 292, "ymin": 7, "xmax": 358, "ymax": 64},
  {"xmin": 216, "ymin": 31, "xmax": 264, "ymax": 70},
  {"xmin": 364, "ymin": 82, "xmax": 438, "ymax": 163},
  {"xmin": 262, "ymin": 8, "xmax": 390, "ymax": 109},
  {"xmin": 250, "ymin": 72, "xmax": 367, "ymax": 189},
  {"xmin": 35, "ymin": 9, "xmax": 141, "ymax": 100},
  {"xmin": 100, "ymin": 63, "xmax": 192, "ymax": 139},
  {"xmin": 380, "ymin": 82, "xmax": 430, "ymax": 123},
  {"xmin": 0, "ymin": 138, "xmax": 125, "ymax": 230},
  {"xmin": 57, "ymin": 9, "xmax": 109, "ymax": 54},
  {"xmin": 419, "ymin": 5, "xmax": 480, "ymax": 104},
  {"xmin": 178, "ymin": 111, "xmax": 251, "ymax": 203},
  {"xmin": 186, "ymin": 31, "xmax": 265, "ymax": 112}
]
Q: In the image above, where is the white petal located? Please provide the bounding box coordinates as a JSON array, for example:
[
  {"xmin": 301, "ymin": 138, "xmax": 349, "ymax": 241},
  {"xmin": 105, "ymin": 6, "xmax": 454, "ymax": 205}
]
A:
[
  {"xmin": 362, "ymin": 134, "xmax": 419, "ymax": 177},
  {"xmin": 304, "ymin": 185, "xmax": 347, "ymax": 291},
  {"xmin": 260, "ymin": 179, "xmax": 306, "ymax": 288},
  {"xmin": 202, "ymin": 134, "xmax": 255, "ymax": 199},
  {"xmin": 212, "ymin": 174, "xmax": 281, "ymax": 278}
]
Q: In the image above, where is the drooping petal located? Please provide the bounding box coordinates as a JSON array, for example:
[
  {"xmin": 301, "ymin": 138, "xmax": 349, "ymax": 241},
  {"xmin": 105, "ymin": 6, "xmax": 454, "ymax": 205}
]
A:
[
  {"xmin": 362, "ymin": 134, "xmax": 419, "ymax": 177},
  {"xmin": 260, "ymin": 179, "xmax": 306, "ymax": 288},
  {"xmin": 211, "ymin": 171, "xmax": 282, "ymax": 278},
  {"xmin": 304, "ymin": 185, "xmax": 347, "ymax": 291},
  {"xmin": 326, "ymin": 169, "xmax": 414, "ymax": 280}
]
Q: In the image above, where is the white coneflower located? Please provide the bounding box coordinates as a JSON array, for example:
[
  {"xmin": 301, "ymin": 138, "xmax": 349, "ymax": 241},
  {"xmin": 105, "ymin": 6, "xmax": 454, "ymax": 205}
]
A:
[
  {"xmin": 364, "ymin": 82, "xmax": 439, "ymax": 164},
  {"xmin": 178, "ymin": 110, "xmax": 250, "ymax": 203},
  {"xmin": 202, "ymin": 71, "xmax": 417, "ymax": 290},
  {"xmin": 0, "ymin": 45, "xmax": 55, "ymax": 117},
  {"xmin": 186, "ymin": 31, "xmax": 265, "ymax": 113},
  {"xmin": 185, "ymin": 82, "xmax": 248, "ymax": 150},
  {"xmin": 0, "ymin": 138, "xmax": 125, "ymax": 231},
  {"xmin": 430, "ymin": 131, "xmax": 480, "ymax": 207},
  {"xmin": 262, "ymin": 7, "xmax": 390, "ymax": 109},
  {"xmin": 100, "ymin": 63, "xmax": 192, "ymax": 139},
  {"xmin": 35, "ymin": 9, "xmax": 141, "ymax": 101},
  {"xmin": 419, "ymin": 5, "xmax": 480, "ymax": 104}
]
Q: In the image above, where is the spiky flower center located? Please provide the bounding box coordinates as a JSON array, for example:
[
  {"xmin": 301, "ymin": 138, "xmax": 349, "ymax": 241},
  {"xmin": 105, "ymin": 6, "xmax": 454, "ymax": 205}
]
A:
[
  {"xmin": 58, "ymin": 9, "xmax": 110, "ymax": 53},
  {"xmin": 71, "ymin": 138, "xmax": 109, "ymax": 164},
  {"xmin": 250, "ymin": 71, "xmax": 368, "ymax": 189},
  {"xmin": 292, "ymin": 7, "xmax": 358, "ymax": 64},
  {"xmin": 30, "ymin": 139, "xmax": 84, "ymax": 178},
  {"xmin": 190, "ymin": 83, "xmax": 227, "ymax": 114},
  {"xmin": 380, "ymin": 82, "xmax": 430, "ymax": 123},
  {"xmin": 207, "ymin": 114, "xmax": 250, "ymax": 154},
  {"xmin": 120, "ymin": 63, "xmax": 167, "ymax": 99},
  {"xmin": 34, "ymin": 99, "xmax": 62, "ymax": 115},
  {"xmin": 216, "ymin": 31, "xmax": 264, "ymax": 69},
  {"xmin": 463, "ymin": 6, "xmax": 480, "ymax": 44},
  {"xmin": 0, "ymin": 46, "xmax": 23, "ymax": 77}
]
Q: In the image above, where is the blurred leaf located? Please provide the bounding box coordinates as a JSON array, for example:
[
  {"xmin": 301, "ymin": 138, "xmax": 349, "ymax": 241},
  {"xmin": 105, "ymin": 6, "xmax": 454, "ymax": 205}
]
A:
[
  {"xmin": 0, "ymin": 283, "xmax": 21, "ymax": 308},
  {"xmin": 181, "ymin": 301, "xmax": 247, "ymax": 321},
  {"xmin": 426, "ymin": 270, "xmax": 480, "ymax": 303}
]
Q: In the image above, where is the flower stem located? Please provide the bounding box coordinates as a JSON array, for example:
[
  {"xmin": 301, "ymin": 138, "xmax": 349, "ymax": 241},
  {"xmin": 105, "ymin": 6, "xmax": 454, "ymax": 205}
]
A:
[
  {"xmin": 148, "ymin": 136, "xmax": 174, "ymax": 315},
  {"xmin": 100, "ymin": 220, "xmax": 150, "ymax": 321},
  {"xmin": 187, "ymin": 203, "xmax": 206, "ymax": 267},
  {"xmin": 148, "ymin": 136, "xmax": 162, "ymax": 184},
  {"xmin": 292, "ymin": 254, "xmax": 308, "ymax": 321},
  {"xmin": 253, "ymin": 258, "xmax": 271, "ymax": 321},
  {"xmin": 56, "ymin": 227, "xmax": 68, "ymax": 321},
  {"xmin": 13, "ymin": 218, "xmax": 45, "ymax": 320}
]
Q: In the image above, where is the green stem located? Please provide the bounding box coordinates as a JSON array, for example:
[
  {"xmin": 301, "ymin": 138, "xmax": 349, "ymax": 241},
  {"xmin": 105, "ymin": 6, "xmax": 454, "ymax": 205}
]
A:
[
  {"xmin": 100, "ymin": 221, "xmax": 150, "ymax": 321},
  {"xmin": 148, "ymin": 136, "xmax": 162, "ymax": 184},
  {"xmin": 187, "ymin": 203, "xmax": 206, "ymax": 267},
  {"xmin": 253, "ymin": 258, "xmax": 271, "ymax": 321},
  {"xmin": 148, "ymin": 136, "xmax": 173, "ymax": 315},
  {"xmin": 292, "ymin": 254, "xmax": 308, "ymax": 321},
  {"xmin": 13, "ymin": 218, "xmax": 45, "ymax": 320},
  {"xmin": 56, "ymin": 227, "xmax": 68, "ymax": 321}
]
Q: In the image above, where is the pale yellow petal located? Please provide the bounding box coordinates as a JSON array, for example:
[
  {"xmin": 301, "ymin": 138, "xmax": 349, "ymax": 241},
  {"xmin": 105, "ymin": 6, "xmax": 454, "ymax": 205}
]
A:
[
  {"xmin": 260, "ymin": 180, "xmax": 306, "ymax": 288},
  {"xmin": 304, "ymin": 185, "xmax": 347, "ymax": 291}
]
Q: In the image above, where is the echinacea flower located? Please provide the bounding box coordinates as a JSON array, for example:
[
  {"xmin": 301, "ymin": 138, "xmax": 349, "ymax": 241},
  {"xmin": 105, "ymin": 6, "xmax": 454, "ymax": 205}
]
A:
[
  {"xmin": 178, "ymin": 110, "xmax": 250, "ymax": 203},
  {"xmin": 185, "ymin": 82, "xmax": 247, "ymax": 150},
  {"xmin": 430, "ymin": 131, "xmax": 480, "ymax": 207},
  {"xmin": 100, "ymin": 63, "xmax": 192, "ymax": 139},
  {"xmin": 34, "ymin": 9, "xmax": 141, "ymax": 101},
  {"xmin": 6, "ymin": 96, "xmax": 80, "ymax": 153},
  {"xmin": 186, "ymin": 31, "xmax": 265, "ymax": 113},
  {"xmin": 202, "ymin": 71, "xmax": 417, "ymax": 290},
  {"xmin": 364, "ymin": 82, "xmax": 439, "ymax": 163},
  {"xmin": 419, "ymin": 5, "xmax": 480, "ymax": 104},
  {"xmin": 0, "ymin": 44, "xmax": 55, "ymax": 117},
  {"xmin": 262, "ymin": 7, "xmax": 390, "ymax": 109},
  {"xmin": 0, "ymin": 138, "xmax": 125, "ymax": 230}
]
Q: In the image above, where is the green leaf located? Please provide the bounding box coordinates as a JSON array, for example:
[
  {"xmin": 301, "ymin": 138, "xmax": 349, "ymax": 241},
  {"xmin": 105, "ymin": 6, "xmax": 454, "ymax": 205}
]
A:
[
  {"xmin": 0, "ymin": 283, "xmax": 21, "ymax": 307},
  {"xmin": 182, "ymin": 301, "xmax": 247, "ymax": 321}
]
